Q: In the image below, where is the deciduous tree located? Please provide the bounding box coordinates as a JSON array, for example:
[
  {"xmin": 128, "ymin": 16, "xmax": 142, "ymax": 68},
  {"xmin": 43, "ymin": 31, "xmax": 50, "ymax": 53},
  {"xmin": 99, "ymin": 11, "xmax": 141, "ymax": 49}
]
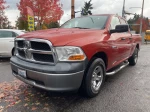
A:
[
  {"xmin": 16, "ymin": 16, "xmax": 28, "ymax": 30},
  {"xmin": 132, "ymin": 18, "xmax": 149, "ymax": 33},
  {"xmin": 47, "ymin": 22, "xmax": 59, "ymax": 28},
  {"xmin": 0, "ymin": 0, "xmax": 10, "ymax": 29},
  {"xmin": 0, "ymin": 0, "xmax": 7, "ymax": 10},
  {"xmin": 128, "ymin": 14, "xmax": 149, "ymax": 33},
  {"xmin": 17, "ymin": 0, "xmax": 63, "ymax": 30}
]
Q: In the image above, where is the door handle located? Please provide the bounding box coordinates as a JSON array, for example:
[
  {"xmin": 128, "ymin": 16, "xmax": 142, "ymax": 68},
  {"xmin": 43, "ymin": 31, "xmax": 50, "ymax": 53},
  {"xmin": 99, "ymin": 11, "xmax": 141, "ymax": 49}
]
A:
[
  {"xmin": 129, "ymin": 37, "xmax": 132, "ymax": 40},
  {"xmin": 112, "ymin": 46, "xmax": 118, "ymax": 49},
  {"xmin": 121, "ymin": 37, "xmax": 126, "ymax": 40},
  {"xmin": 9, "ymin": 41, "xmax": 14, "ymax": 42}
]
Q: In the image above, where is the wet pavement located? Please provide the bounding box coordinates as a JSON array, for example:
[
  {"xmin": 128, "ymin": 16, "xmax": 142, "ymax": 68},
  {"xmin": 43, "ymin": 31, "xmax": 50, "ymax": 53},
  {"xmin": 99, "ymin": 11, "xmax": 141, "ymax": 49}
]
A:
[{"xmin": 0, "ymin": 45, "xmax": 150, "ymax": 112}]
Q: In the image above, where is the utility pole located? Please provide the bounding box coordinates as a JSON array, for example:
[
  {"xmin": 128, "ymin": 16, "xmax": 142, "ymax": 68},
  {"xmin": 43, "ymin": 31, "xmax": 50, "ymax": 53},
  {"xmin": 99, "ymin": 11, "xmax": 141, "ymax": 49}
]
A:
[
  {"xmin": 139, "ymin": 0, "xmax": 144, "ymax": 44},
  {"xmin": 140, "ymin": 0, "xmax": 144, "ymax": 35},
  {"xmin": 71, "ymin": 0, "xmax": 75, "ymax": 19},
  {"xmin": 122, "ymin": 0, "xmax": 125, "ymax": 18}
]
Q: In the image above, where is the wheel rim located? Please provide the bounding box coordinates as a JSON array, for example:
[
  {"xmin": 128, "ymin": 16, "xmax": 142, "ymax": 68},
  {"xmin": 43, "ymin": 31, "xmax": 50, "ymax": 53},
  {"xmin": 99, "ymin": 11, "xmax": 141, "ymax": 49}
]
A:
[
  {"xmin": 134, "ymin": 50, "xmax": 138, "ymax": 63},
  {"xmin": 91, "ymin": 66, "xmax": 103, "ymax": 93}
]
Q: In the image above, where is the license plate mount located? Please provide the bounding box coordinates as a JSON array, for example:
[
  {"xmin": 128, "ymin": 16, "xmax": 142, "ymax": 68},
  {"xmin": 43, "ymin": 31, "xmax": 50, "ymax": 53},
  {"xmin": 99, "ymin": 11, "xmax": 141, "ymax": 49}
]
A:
[{"xmin": 18, "ymin": 69, "xmax": 26, "ymax": 78}]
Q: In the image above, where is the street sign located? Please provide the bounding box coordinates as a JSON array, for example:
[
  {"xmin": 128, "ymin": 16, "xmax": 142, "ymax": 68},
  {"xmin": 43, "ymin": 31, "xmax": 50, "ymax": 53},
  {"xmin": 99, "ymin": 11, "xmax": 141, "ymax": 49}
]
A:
[
  {"xmin": 28, "ymin": 15, "xmax": 34, "ymax": 31},
  {"xmin": 27, "ymin": 6, "xmax": 35, "ymax": 31}
]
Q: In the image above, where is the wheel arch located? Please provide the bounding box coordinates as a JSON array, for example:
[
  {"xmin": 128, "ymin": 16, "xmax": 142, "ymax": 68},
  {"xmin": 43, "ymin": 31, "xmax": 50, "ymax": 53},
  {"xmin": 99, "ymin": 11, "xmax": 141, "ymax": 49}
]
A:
[
  {"xmin": 86, "ymin": 51, "xmax": 108, "ymax": 71},
  {"xmin": 80, "ymin": 52, "xmax": 107, "ymax": 96},
  {"xmin": 91, "ymin": 52, "xmax": 108, "ymax": 69}
]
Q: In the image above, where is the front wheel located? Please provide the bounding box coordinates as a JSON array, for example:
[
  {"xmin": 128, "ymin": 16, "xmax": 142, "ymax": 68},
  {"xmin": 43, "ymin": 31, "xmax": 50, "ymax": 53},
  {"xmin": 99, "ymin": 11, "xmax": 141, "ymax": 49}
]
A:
[
  {"xmin": 128, "ymin": 47, "xmax": 139, "ymax": 66},
  {"xmin": 12, "ymin": 48, "xmax": 15, "ymax": 56},
  {"xmin": 81, "ymin": 58, "xmax": 106, "ymax": 98}
]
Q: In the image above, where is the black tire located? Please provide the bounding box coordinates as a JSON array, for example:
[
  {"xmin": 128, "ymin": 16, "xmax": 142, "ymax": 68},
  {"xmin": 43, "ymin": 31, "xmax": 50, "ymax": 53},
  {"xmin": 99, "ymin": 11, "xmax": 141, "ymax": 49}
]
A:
[
  {"xmin": 80, "ymin": 58, "xmax": 106, "ymax": 98},
  {"xmin": 128, "ymin": 47, "xmax": 138, "ymax": 66},
  {"xmin": 145, "ymin": 39, "xmax": 147, "ymax": 44},
  {"xmin": 12, "ymin": 48, "xmax": 15, "ymax": 56}
]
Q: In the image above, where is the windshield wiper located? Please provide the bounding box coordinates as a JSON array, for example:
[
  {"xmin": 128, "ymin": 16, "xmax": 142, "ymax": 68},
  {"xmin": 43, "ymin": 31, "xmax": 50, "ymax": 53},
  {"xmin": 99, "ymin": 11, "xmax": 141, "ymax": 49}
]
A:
[{"xmin": 72, "ymin": 27, "xmax": 90, "ymax": 29}]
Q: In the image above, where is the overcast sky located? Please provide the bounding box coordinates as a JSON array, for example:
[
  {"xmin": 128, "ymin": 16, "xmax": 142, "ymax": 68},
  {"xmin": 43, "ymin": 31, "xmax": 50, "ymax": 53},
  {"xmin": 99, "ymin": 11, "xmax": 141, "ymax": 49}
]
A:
[{"xmin": 4, "ymin": 0, "xmax": 150, "ymax": 26}]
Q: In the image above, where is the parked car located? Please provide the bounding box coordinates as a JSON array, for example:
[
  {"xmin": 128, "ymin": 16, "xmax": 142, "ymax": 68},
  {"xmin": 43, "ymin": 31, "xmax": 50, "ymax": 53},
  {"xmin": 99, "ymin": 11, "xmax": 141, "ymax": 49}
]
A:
[
  {"xmin": 0, "ymin": 29, "xmax": 26, "ymax": 57},
  {"xmin": 10, "ymin": 14, "xmax": 141, "ymax": 97},
  {"xmin": 145, "ymin": 30, "xmax": 150, "ymax": 44}
]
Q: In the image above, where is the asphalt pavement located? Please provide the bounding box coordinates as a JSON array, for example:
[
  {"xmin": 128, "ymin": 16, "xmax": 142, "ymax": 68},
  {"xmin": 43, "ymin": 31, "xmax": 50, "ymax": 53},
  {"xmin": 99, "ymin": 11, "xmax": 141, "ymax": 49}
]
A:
[{"xmin": 0, "ymin": 45, "xmax": 150, "ymax": 112}]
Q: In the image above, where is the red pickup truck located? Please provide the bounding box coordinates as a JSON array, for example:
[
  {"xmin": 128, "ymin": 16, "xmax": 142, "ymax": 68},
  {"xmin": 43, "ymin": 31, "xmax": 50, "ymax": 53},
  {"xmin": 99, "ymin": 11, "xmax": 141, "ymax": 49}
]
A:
[{"xmin": 10, "ymin": 14, "xmax": 141, "ymax": 97}]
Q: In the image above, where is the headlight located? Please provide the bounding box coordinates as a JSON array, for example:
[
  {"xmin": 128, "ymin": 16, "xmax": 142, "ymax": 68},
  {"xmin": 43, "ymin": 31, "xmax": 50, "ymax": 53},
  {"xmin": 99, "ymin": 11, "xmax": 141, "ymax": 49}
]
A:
[{"xmin": 55, "ymin": 46, "xmax": 86, "ymax": 61}]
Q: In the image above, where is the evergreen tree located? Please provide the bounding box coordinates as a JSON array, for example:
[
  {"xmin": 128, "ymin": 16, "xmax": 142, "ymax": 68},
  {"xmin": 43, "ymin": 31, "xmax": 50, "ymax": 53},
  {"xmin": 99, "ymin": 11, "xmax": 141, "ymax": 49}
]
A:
[{"xmin": 81, "ymin": 0, "xmax": 93, "ymax": 16}]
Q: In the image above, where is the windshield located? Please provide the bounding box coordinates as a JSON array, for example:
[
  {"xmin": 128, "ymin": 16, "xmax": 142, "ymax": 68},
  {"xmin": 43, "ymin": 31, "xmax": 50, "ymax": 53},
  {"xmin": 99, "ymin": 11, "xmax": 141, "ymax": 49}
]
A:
[
  {"xmin": 61, "ymin": 15, "xmax": 108, "ymax": 29},
  {"xmin": 16, "ymin": 31, "xmax": 27, "ymax": 35}
]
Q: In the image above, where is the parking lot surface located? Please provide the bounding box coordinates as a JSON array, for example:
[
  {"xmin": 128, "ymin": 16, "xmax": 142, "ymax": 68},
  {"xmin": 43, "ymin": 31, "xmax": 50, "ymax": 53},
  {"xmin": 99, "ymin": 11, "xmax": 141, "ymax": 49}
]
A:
[{"xmin": 0, "ymin": 45, "xmax": 150, "ymax": 112}]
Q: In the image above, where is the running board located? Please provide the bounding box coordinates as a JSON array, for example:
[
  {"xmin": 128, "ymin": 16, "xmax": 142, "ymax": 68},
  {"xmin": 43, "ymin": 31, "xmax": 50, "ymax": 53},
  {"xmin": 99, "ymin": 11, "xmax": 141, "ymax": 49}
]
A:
[{"xmin": 106, "ymin": 62, "xmax": 129, "ymax": 76}]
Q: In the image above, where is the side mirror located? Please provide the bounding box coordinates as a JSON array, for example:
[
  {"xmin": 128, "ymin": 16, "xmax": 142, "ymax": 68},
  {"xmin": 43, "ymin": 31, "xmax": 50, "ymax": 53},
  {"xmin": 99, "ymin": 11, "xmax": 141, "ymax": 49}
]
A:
[{"xmin": 110, "ymin": 25, "xmax": 129, "ymax": 34}]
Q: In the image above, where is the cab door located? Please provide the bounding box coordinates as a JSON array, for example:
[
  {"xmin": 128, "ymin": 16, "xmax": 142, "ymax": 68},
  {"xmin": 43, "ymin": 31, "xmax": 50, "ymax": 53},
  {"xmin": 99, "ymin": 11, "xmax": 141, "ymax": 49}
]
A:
[
  {"xmin": 109, "ymin": 16, "xmax": 123, "ymax": 66},
  {"xmin": 0, "ymin": 31, "xmax": 5, "ymax": 56},
  {"xmin": 109, "ymin": 16, "xmax": 131, "ymax": 67},
  {"xmin": 0, "ymin": 31, "xmax": 15, "ymax": 56},
  {"xmin": 119, "ymin": 18, "xmax": 132, "ymax": 59}
]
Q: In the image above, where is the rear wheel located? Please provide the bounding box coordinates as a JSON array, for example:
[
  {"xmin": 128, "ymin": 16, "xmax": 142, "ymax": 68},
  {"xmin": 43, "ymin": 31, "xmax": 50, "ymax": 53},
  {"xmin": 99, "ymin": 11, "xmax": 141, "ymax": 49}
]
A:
[
  {"xmin": 81, "ymin": 58, "xmax": 106, "ymax": 98},
  {"xmin": 128, "ymin": 47, "xmax": 138, "ymax": 66}
]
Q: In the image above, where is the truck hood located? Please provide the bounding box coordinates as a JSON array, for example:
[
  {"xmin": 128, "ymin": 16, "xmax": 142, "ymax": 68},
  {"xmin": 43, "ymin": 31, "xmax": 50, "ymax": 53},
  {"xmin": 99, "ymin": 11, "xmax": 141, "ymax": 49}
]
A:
[{"xmin": 19, "ymin": 28, "xmax": 104, "ymax": 46}]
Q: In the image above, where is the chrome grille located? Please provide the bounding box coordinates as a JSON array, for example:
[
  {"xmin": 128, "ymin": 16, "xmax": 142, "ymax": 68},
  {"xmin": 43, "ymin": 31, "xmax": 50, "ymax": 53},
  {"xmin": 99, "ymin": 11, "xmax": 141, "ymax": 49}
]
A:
[
  {"xmin": 18, "ymin": 50, "xmax": 25, "ymax": 58},
  {"xmin": 33, "ymin": 53, "xmax": 54, "ymax": 62},
  {"xmin": 17, "ymin": 40, "xmax": 24, "ymax": 48},
  {"xmin": 15, "ymin": 39, "xmax": 56, "ymax": 64},
  {"xmin": 30, "ymin": 41, "xmax": 51, "ymax": 51}
]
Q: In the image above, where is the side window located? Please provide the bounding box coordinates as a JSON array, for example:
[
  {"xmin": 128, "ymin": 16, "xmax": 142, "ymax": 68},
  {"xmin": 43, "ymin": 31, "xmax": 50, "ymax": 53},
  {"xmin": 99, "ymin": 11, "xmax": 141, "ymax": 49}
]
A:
[
  {"xmin": 15, "ymin": 33, "xmax": 19, "ymax": 36},
  {"xmin": 0, "ymin": 31, "xmax": 13, "ymax": 38},
  {"xmin": 110, "ymin": 17, "xmax": 121, "ymax": 29},
  {"xmin": 12, "ymin": 32, "xmax": 18, "ymax": 37},
  {"xmin": 120, "ymin": 18, "xmax": 129, "ymax": 32}
]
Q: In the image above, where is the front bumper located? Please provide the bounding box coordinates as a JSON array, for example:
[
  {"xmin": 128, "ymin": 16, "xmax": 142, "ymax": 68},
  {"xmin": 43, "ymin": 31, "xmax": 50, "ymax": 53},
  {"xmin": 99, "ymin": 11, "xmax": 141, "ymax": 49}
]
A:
[{"xmin": 10, "ymin": 57, "xmax": 87, "ymax": 91}]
